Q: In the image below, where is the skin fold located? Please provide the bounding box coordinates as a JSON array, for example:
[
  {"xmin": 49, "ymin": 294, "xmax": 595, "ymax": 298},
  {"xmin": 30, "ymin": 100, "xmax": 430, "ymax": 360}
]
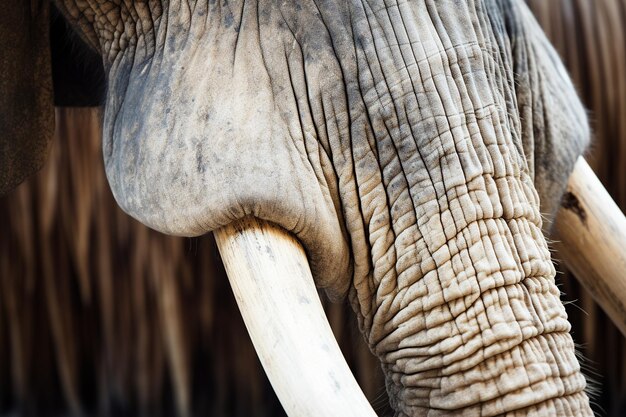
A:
[{"xmin": 8, "ymin": 0, "xmax": 593, "ymax": 415}]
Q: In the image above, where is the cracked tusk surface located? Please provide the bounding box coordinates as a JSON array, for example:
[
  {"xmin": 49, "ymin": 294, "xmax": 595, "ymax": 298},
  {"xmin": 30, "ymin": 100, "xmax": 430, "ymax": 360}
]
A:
[
  {"xmin": 214, "ymin": 216, "xmax": 377, "ymax": 417},
  {"xmin": 555, "ymin": 157, "xmax": 626, "ymax": 337}
]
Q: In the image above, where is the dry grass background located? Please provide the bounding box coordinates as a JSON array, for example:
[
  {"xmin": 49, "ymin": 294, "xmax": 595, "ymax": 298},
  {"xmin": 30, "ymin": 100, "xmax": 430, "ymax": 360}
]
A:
[
  {"xmin": 0, "ymin": 108, "xmax": 388, "ymax": 417},
  {"xmin": 1, "ymin": 1, "xmax": 626, "ymax": 416}
]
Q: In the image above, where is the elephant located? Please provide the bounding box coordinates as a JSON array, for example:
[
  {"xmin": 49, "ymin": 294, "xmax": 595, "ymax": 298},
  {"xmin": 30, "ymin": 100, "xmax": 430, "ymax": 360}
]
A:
[
  {"xmin": 4, "ymin": 0, "xmax": 621, "ymax": 415},
  {"xmin": 526, "ymin": 0, "xmax": 626, "ymax": 413}
]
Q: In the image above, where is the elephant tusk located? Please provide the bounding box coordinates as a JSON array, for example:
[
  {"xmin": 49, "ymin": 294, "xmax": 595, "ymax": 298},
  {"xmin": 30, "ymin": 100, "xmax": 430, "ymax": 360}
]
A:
[
  {"xmin": 554, "ymin": 157, "xmax": 626, "ymax": 337},
  {"xmin": 214, "ymin": 217, "xmax": 377, "ymax": 417}
]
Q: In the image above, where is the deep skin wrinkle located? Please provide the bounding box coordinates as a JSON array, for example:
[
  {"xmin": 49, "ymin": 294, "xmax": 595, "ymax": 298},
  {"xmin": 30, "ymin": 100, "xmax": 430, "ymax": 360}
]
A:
[{"xmin": 55, "ymin": 0, "xmax": 592, "ymax": 414}]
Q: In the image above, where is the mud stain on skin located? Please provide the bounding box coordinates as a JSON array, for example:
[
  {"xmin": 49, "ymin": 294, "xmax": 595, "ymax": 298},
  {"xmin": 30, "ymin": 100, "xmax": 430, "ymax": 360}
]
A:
[{"xmin": 561, "ymin": 191, "xmax": 587, "ymax": 224}]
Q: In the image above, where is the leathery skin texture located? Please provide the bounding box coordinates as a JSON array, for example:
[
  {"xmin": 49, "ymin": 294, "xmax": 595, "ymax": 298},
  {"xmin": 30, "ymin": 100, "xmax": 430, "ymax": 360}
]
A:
[{"xmin": 55, "ymin": 0, "xmax": 592, "ymax": 415}]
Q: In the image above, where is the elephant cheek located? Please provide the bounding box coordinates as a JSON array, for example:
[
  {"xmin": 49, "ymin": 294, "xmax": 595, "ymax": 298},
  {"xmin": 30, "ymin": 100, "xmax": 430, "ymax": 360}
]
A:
[{"xmin": 100, "ymin": 58, "xmax": 350, "ymax": 298}]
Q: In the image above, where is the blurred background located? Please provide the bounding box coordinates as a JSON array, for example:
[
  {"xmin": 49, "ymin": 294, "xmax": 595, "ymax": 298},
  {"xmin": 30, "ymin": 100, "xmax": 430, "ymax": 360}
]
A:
[{"xmin": 1, "ymin": 1, "xmax": 626, "ymax": 416}]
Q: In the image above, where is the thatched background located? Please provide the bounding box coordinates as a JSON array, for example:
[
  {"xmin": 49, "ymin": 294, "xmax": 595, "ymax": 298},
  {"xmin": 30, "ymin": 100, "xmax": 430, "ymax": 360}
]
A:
[
  {"xmin": 1, "ymin": 1, "xmax": 626, "ymax": 416},
  {"xmin": 0, "ymin": 108, "xmax": 390, "ymax": 417}
]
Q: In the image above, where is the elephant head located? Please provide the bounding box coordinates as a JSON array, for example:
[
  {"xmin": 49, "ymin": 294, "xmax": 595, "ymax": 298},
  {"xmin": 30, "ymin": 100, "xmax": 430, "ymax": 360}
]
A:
[{"xmin": 3, "ymin": 0, "xmax": 613, "ymax": 415}]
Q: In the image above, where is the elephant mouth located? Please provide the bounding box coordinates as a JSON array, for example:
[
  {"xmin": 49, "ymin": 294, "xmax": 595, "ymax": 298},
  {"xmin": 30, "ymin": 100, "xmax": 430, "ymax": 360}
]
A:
[{"xmin": 211, "ymin": 159, "xmax": 626, "ymax": 416}]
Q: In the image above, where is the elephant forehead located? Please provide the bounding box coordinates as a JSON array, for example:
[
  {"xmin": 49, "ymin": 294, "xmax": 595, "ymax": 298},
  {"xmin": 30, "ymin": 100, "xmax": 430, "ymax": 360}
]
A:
[
  {"xmin": 101, "ymin": 0, "xmax": 333, "ymax": 227},
  {"xmin": 101, "ymin": 0, "xmax": 496, "ymax": 217}
]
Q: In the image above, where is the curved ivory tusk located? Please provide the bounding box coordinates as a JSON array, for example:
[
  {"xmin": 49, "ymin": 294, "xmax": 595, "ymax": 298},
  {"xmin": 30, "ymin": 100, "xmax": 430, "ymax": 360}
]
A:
[
  {"xmin": 554, "ymin": 157, "xmax": 626, "ymax": 337},
  {"xmin": 214, "ymin": 217, "xmax": 377, "ymax": 417}
]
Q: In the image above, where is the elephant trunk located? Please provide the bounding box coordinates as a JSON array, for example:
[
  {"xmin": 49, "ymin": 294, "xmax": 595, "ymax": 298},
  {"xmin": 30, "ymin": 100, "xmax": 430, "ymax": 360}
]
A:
[
  {"xmin": 378, "ymin": 218, "xmax": 588, "ymax": 415},
  {"xmin": 345, "ymin": 123, "xmax": 593, "ymax": 415}
]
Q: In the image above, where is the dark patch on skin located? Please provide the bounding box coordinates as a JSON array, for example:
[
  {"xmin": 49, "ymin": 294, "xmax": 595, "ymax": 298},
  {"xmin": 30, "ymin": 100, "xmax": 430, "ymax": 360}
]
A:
[
  {"xmin": 196, "ymin": 145, "xmax": 205, "ymax": 173},
  {"xmin": 561, "ymin": 191, "xmax": 587, "ymax": 224},
  {"xmin": 167, "ymin": 36, "xmax": 177, "ymax": 51},
  {"xmin": 195, "ymin": 105, "xmax": 211, "ymax": 123},
  {"xmin": 224, "ymin": 12, "xmax": 234, "ymax": 28}
]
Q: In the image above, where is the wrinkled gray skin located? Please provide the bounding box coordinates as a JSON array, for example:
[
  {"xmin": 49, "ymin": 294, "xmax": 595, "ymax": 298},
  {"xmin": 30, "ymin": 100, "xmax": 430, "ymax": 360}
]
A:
[{"xmin": 54, "ymin": 0, "xmax": 592, "ymax": 415}]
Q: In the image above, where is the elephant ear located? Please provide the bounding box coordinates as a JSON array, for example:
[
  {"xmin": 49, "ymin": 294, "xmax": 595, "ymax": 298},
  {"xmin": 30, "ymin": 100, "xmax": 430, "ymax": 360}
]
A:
[{"xmin": 0, "ymin": 0, "xmax": 54, "ymax": 195}]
